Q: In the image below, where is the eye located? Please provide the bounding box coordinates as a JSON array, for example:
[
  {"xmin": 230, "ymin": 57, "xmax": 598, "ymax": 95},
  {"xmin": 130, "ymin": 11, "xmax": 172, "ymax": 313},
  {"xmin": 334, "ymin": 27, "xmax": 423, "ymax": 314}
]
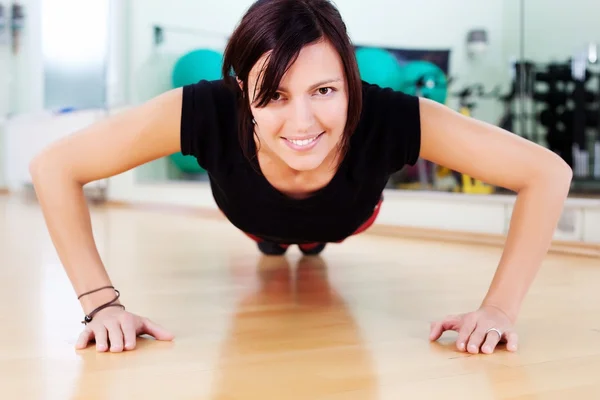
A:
[
  {"xmin": 317, "ymin": 87, "xmax": 334, "ymax": 96},
  {"xmin": 271, "ymin": 92, "xmax": 282, "ymax": 101}
]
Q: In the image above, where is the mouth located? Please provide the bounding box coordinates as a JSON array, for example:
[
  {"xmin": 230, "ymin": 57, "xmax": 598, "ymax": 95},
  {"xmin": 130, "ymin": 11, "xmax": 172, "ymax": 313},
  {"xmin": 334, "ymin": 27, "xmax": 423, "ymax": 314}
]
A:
[{"xmin": 282, "ymin": 132, "xmax": 325, "ymax": 151}]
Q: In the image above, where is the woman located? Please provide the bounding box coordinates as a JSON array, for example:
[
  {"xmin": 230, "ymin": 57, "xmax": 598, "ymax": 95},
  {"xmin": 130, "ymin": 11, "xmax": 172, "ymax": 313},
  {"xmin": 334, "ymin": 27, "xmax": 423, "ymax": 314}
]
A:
[{"xmin": 30, "ymin": 0, "xmax": 572, "ymax": 355}]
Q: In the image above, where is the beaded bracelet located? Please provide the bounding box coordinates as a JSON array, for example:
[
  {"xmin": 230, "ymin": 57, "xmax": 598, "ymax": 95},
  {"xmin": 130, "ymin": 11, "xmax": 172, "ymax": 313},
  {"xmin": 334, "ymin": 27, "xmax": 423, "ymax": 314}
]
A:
[
  {"xmin": 78, "ymin": 286, "xmax": 126, "ymax": 324},
  {"xmin": 77, "ymin": 285, "xmax": 115, "ymax": 300}
]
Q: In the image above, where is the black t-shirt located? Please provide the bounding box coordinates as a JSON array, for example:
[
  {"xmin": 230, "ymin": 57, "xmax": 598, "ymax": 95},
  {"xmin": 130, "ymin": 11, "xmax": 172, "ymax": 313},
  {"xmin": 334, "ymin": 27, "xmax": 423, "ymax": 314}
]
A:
[{"xmin": 180, "ymin": 79, "xmax": 421, "ymax": 244}]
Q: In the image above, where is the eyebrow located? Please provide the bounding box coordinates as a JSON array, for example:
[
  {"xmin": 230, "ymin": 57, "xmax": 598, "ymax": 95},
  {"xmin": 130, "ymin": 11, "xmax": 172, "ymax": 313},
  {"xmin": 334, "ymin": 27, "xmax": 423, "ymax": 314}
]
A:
[{"xmin": 278, "ymin": 78, "xmax": 343, "ymax": 93}]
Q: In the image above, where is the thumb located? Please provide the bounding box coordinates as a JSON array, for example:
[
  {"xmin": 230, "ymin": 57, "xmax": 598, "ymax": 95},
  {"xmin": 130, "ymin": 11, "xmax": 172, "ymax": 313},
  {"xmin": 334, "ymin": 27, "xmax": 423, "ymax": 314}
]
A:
[
  {"xmin": 429, "ymin": 315, "xmax": 461, "ymax": 341},
  {"xmin": 141, "ymin": 318, "xmax": 175, "ymax": 341}
]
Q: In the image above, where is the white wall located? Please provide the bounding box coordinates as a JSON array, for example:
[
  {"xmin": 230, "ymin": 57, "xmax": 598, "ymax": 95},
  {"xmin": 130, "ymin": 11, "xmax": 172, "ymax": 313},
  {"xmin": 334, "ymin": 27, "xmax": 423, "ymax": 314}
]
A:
[
  {"xmin": 503, "ymin": 0, "xmax": 600, "ymax": 64},
  {"xmin": 0, "ymin": 117, "xmax": 5, "ymax": 188}
]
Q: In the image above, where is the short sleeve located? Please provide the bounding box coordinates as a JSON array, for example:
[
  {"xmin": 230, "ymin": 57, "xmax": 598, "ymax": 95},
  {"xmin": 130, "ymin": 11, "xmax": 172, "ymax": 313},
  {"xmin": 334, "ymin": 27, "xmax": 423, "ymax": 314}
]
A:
[
  {"xmin": 179, "ymin": 79, "xmax": 238, "ymax": 171},
  {"xmin": 360, "ymin": 82, "xmax": 422, "ymax": 174}
]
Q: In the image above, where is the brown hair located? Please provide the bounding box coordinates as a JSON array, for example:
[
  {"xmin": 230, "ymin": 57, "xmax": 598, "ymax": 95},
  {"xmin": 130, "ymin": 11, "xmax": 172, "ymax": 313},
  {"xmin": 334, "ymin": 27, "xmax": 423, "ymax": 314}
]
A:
[{"xmin": 222, "ymin": 0, "xmax": 362, "ymax": 163}]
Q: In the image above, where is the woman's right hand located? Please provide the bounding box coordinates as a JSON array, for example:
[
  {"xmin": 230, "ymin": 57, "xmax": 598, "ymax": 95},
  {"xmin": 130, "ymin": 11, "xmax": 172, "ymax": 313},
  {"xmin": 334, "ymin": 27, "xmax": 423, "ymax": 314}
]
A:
[{"xmin": 75, "ymin": 307, "xmax": 175, "ymax": 352}]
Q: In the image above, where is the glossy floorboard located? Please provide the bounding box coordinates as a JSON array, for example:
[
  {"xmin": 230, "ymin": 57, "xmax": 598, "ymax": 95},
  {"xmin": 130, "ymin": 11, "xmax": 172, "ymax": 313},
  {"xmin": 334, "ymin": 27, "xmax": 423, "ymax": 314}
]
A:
[{"xmin": 1, "ymin": 194, "xmax": 599, "ymax": 399}]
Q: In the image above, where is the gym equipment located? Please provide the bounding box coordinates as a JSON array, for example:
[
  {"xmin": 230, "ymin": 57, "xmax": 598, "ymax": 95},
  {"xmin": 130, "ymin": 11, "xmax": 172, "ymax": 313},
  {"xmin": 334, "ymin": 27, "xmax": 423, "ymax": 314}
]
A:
[
  {"xmin": 171, "ymin": 48, "xmax": 223, "ymax": 88},
  {"xmin": 499, "ymin": 55, "xmax": 600, "ymax": 192},
  {"xmin": 453, "ymin": 83, "xmax": 501, "ymax": 113},
  {"xmin": 169, "ymin": 48, "xmax": 224, "ymax": 174},
  {"xmin": 497, "ymin": 91, "xmax": 515, "ymax": 132},
  {"xmin": 531, "ymin": 55, "xmax": 600, "ymax": 187},
  {"xmin": 10, "ymin": 3, "xmax": 24, "ymax": 54},
  {"xmin": 355, "ymin": 47, "xmax": 403, "ymax": 90},
  {"xmin": 399, "ymin": 60, "xmax": 448, "ymax": 104},
  {"xmin": 571, "ymin": 53, "xmax": 589, "ymax": 178},
  {"xmin": 511, "ymin": 61, "xmax": 537, "ymax": 142},
  {"xmin": 535, "ymin": 62, "xmax": 574, "ymax": 163}
]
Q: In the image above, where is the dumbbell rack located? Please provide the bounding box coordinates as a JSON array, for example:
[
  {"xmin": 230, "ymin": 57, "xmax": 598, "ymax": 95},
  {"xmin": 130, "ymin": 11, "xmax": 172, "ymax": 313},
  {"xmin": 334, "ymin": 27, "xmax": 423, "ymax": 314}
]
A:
[{"xmin": 528, "ymin": 59, "xmax": 600, "ymax": 193}]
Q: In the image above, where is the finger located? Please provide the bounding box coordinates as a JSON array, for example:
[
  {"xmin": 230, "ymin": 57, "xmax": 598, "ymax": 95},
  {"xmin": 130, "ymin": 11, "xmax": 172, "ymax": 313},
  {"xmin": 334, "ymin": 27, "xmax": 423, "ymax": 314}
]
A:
[
  {"xmin": 142, "ymin": 318, "xmax": 175, "ymax": 341},
  {"xmin": 429, "ymin": 315, "xmax": 461, "ymax": 341},
  {"xmin": 466, "ymin": 322, "xmax": 489, "ymax": 354},
  {"xmin": 93, "ymin": 325, "xmax": 109, "ymax": 352},
  {"xmin": 481, "ymin": 329, "xmax": 502, "ymax": 354},
  {"xmin": 75, "ymin": 327, "xmax": 94, "ymax": 350},
  {"xmin": 120, "ymin": 315, "xmax": 138, "ymax": 351},
  {"xmin": 505, "ymin": 330, "xmax": 519, "ymax": 352},
  {"xmin": 456, "ymin": 315, "xmax": 477, "ymax": 352},
  {"xmin": 105, "ymin": 320, "xmax": 124, "ymax": 352}
]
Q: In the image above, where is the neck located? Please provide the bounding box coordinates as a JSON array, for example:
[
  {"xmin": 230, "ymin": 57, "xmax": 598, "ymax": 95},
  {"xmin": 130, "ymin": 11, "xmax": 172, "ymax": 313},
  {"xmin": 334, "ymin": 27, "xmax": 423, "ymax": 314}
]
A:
[{"xmin": 254, "ymin": 139, "xmax": 343, "ymax": 199}]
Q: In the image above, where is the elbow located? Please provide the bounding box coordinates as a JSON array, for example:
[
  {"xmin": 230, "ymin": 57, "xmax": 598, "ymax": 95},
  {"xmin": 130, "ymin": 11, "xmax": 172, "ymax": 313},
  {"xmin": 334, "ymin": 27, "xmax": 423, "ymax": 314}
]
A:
[
  {"xmin": 539, "ymin": 153, "xmax": 573, "ymax": 193},
  {"xmin": 29, "ymin": 152, "xmax": 84, "ymax": 189},
  {"xmin": 29, "ymin": 153, "xmax": 48, "ymax": 182},
  {"xmin": 29, "ymin": 155, "xmax": 48, "ymax": 191},
  {"xmin": 29, "ymin": 154, "xmax": 43, "ymax": 182},
  {"xmin": 553, "ymin": 154, "xmax": 573, "ymax": 188},
  {"xmin": 517, "ymin": 153, "xmax": 572, "ymax": 195},
  {"xmin": 29, "ymin": 152, "xmax": 59, "ymax": 185}
]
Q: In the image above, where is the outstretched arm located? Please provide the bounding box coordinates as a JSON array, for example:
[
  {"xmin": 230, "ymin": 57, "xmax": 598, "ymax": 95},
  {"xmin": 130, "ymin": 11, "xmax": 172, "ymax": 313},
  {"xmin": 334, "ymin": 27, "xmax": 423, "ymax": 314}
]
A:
[
  {"xmin": 30, "ymin": 88, "xmax": 185, "ymax": 352},
  {"xmin": 418, "ymin": 97, "xmax": 572, "ymax": 353}
]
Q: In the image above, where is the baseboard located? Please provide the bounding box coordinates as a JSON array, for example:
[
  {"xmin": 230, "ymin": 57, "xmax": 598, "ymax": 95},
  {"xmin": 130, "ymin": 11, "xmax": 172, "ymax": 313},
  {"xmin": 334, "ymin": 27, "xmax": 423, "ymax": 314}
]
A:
[
  {"xmin": 366, "ymin": 224, "xmax": 600, "ymax": 258},
  {"xmin": 103, "ymin": 200, "xmax": 225, "ymax": 221},
  {"xmin": 100, "ymin": 200, "xmax": 600, "ymax": 259}
]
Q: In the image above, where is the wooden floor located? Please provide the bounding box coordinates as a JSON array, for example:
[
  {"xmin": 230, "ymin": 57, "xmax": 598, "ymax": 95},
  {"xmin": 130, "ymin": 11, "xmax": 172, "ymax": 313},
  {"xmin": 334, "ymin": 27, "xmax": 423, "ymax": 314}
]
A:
[{"xmin": 1, "ymin": 193, "xmax": 600, "ymax": 399}]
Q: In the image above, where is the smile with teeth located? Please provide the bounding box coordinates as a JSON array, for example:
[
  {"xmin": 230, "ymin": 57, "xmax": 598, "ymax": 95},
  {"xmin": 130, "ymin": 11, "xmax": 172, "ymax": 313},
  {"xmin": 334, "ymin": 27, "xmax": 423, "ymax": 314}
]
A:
[{"xmin": 284, "ymin": 132, "xmax": 323, "ymax": 147}]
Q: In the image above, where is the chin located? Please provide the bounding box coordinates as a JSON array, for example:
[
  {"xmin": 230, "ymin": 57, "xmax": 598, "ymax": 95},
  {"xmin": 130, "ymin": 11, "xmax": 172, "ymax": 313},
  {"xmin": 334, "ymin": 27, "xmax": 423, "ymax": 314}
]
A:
[{"xmin": 283, "ymin": 154, "xmax": 328, "ymax": 172}]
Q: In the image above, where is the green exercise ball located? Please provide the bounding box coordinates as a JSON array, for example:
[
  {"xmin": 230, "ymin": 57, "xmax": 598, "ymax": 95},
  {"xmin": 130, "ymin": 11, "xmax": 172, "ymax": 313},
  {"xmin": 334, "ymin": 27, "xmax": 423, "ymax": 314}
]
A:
[
  {"xmin": 169, "ymin": 152, "xmax": 206, "ymax": 174},
  {"xmin": 171, "ymin": 48, "xmax": 223, "ymax": 88},
  {"xmin": 355, "ymin": 47, "xmax": 403, "ymax": 90},
  {"xmin": 398, "ymin": 61, "xmax": 448, "ymax": 104}
]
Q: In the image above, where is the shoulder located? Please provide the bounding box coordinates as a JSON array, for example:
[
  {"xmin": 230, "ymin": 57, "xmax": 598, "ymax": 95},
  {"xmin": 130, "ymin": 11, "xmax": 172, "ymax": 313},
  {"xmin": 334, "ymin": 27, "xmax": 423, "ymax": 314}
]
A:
[
  {"xmin": 351, "ymin": 81, "xmax": 422, "ymax": 171},
  {"xmin": 360, "ymin": 80, "xmax": 420, "ymax": 116},
  {"xmin": 181, "ymin": 79, "xmax": 237, "ymax": 116},
  {"xmin": 180, "ymin": 79, "xmax": 240, "ymax": 170}
]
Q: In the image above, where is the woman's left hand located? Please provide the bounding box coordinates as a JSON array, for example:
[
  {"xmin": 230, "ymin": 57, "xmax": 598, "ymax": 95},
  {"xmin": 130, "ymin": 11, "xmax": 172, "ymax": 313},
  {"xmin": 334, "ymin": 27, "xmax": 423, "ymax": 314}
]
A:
[{"xmin": 428, "ymin": 305, "xmax": 519, "ymax": 354}]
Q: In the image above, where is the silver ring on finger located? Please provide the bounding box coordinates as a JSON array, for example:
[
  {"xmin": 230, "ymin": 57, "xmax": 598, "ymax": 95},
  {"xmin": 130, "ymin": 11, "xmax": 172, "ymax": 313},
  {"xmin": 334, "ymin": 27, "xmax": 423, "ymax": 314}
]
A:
[{"xmin": 485, "ymin": 327, "xmax": 502, "ymax": 338}]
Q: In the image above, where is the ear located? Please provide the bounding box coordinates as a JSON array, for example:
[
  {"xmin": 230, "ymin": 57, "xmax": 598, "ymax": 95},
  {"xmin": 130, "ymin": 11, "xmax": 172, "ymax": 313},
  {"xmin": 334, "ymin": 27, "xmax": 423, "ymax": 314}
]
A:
[{"xmin": 236, "ymin": 77, "xmax": 243, "ymax": 92}]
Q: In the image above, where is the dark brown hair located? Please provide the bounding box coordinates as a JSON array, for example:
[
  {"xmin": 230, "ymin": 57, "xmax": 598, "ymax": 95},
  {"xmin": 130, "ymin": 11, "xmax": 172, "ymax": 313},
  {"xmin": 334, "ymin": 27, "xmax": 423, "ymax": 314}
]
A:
[{"xmin": 221, "ymin": 0, "xmax": 362, "ymax": 163}]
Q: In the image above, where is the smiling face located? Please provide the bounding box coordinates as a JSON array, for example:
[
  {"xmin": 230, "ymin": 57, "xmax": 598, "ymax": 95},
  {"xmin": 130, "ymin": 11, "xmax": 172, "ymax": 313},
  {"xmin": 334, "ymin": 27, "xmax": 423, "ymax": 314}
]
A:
[{"xmin": 245, "ymin": 39, "xmax": 349, "ymax": 172}]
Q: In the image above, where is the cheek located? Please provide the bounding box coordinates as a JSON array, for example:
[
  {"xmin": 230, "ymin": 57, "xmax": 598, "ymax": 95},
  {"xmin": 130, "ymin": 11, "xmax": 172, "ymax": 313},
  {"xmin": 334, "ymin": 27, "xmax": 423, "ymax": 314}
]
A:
[
  {"xmin": 251, "ymin": 108, "xmax": 283, "ymax": 138},
  {"xmin": 318, "ymin": 98, "xmax": 348, "ymax": 133}
]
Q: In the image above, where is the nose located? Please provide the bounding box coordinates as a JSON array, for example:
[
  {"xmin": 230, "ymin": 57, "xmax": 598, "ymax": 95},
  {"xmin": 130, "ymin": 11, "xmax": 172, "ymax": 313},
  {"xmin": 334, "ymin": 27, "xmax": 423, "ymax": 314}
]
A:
[{"xmin": 291, "ymin": 96, "xmax": 315, "ymax": 133}]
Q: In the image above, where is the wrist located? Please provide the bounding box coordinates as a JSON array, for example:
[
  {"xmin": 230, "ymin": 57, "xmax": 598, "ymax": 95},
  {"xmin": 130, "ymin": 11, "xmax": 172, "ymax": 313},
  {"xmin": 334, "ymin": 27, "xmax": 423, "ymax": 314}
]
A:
[
  {"xmin": 78, "ymin": 286, "xmax": 121, "ymax": 314},
  {"xmin": 480, "ymin": 298, "xmax": 519, "ymax": 323}
]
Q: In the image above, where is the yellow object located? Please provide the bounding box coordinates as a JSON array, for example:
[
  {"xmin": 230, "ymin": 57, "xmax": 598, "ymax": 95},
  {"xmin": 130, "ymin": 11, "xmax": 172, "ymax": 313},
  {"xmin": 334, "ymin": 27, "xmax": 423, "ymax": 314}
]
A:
[{"xmin": 461, "ymin": 175, "xmax": 495, "ymax": 194}]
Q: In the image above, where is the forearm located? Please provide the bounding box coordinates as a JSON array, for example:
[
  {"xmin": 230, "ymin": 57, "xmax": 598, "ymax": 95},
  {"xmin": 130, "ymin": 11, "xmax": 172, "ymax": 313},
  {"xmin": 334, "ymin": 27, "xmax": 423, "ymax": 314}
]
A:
[
  {"xmin": 481, "ymin": 169, "xmax": 572, "ymax": 322},
  {"xmin": 30, "ymin": 162, "xmax": 118, "ymax": 313}
]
